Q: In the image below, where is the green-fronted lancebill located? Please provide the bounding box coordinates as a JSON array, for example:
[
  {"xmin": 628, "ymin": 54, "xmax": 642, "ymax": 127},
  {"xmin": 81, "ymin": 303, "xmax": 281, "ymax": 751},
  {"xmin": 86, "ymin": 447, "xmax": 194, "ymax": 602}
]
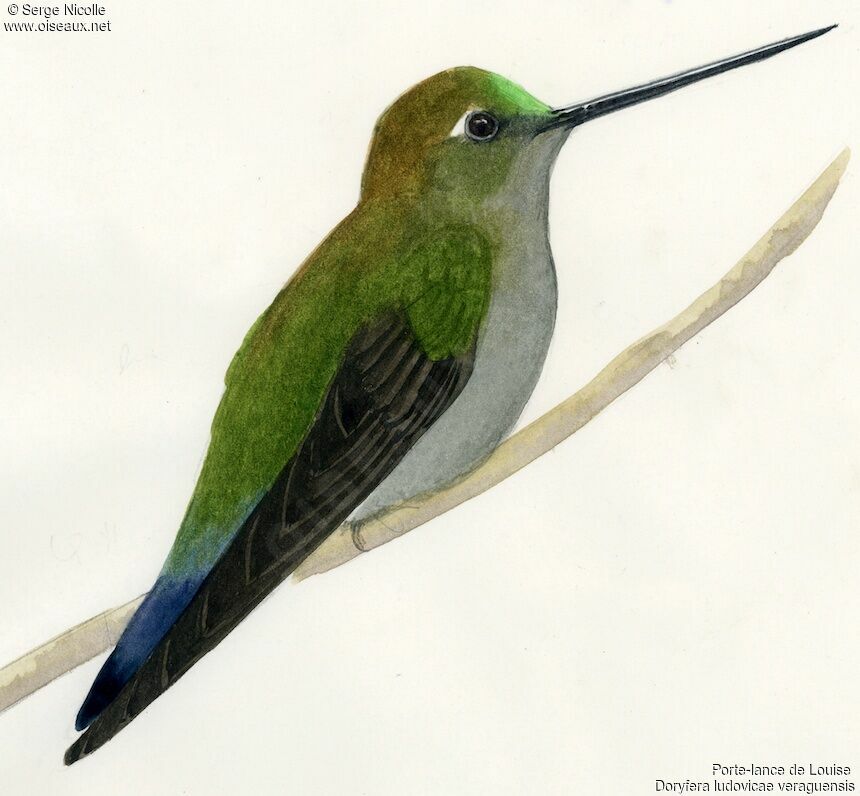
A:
[{"xmin": 65, "ymin": 25, "xmax": 835, "ymax": 764}]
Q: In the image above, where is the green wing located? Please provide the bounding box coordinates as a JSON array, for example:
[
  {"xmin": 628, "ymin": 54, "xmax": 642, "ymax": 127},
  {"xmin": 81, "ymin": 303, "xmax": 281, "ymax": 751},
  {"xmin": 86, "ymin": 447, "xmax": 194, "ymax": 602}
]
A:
[
  {"xmin": 67, "ymin": 218, "xmax": 493, "ymax": 761},
  {"xmin": 170, "ymin": 218, "xmax": 493, "ymax": 577}
]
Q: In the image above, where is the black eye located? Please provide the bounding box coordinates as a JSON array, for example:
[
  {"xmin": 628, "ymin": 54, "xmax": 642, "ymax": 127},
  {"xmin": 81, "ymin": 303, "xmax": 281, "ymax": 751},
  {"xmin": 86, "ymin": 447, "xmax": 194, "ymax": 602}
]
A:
[{"xmin": 465, "ymin": 110, "xmax": 499, "ymax": 142}]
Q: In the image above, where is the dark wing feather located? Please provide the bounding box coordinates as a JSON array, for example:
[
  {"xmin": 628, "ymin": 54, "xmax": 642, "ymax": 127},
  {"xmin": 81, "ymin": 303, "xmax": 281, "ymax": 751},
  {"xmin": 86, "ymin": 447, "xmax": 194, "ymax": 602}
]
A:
[{"xmin": 65, "ymin": 311, "xmax": 474, "ymax": 764}]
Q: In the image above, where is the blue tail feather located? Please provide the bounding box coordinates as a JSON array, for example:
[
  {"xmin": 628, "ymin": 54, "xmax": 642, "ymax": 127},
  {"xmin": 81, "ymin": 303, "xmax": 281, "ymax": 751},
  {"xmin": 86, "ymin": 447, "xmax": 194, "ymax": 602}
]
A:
[{"xmin": 75, "ymin": 574, "xmax": 202, "ymax": 731}]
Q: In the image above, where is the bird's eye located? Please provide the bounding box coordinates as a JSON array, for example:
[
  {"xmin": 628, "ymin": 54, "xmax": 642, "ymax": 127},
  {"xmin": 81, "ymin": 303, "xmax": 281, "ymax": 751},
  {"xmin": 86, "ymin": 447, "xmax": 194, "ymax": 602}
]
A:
[{"xmin": 465, "ymin": 110, "xmax": 499, "ymax": 142}]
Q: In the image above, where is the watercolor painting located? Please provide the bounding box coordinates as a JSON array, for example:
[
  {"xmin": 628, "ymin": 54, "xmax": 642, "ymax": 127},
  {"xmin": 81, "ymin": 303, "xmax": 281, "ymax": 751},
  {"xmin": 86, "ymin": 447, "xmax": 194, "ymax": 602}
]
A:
[{"xmin": 0, "ymin": 3, "xmax": 856, "ymax": 792}]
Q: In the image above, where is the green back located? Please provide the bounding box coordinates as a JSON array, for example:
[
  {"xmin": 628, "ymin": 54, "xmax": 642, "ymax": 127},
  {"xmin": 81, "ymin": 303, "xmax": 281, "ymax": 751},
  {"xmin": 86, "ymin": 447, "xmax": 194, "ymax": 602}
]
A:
[
  {"xmin": 165, "ymin": 202, "xmax": 492, "ymax": 575},
  {"xmin": 164, "ymin": 66, "xmax": 553, "ymax": 576}
]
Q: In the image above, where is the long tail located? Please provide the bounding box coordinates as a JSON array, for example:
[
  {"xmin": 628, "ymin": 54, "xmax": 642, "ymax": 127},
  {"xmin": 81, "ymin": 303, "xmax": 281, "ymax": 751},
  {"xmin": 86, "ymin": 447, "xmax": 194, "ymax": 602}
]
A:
[
  {"xmin": 65, "ymin": 312, "xmax": 473, "ymax": 763},
  {"xmin": 63, "ymin": 469, "xmax": 336, "ymax": 764}
]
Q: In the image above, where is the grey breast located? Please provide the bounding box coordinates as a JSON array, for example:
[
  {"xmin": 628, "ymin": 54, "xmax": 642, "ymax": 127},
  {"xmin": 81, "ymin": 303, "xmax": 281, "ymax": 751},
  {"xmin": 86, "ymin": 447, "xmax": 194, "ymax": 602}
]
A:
[{"xmin": 349, "ymin": 126, "xmax": 568, "ymax": 524}]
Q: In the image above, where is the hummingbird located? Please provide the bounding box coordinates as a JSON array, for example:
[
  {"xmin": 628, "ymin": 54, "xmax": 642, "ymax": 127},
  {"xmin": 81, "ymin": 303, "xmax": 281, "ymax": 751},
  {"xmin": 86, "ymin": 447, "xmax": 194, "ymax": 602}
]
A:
[{"xmin": 65, "ymin": 25, "xmax": 834, "ymax": 764}]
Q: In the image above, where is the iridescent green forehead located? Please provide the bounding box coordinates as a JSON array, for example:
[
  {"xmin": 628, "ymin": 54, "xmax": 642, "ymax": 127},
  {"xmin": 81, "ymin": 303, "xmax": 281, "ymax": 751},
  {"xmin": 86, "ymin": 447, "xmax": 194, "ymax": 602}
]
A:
[
  {"xmin": 361, "ymin": 67, "xmax": 553, "ymax": 197},
  {"xmin": 376, "ymin": 66, "xmax": 551, "ymax": 130},
  {"xmin": 480, "ymin": 71, "xmax": 551, "ymax": 115}
]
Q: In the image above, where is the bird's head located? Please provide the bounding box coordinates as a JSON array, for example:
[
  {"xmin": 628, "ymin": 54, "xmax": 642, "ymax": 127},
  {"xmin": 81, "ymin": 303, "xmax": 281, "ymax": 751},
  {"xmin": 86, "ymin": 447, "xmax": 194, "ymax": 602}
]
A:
[
  {"xmin": 360, "ymin": 66, "xmax": 557, "ymax": 206},
  {"xmin": 360, "ymin": 26, "xmax": 835, "ymax": 211}
]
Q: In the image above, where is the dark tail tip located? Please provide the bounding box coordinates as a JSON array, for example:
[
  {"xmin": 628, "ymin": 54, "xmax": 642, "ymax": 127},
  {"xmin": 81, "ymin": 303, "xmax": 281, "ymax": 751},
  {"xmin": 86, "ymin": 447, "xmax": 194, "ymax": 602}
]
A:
[
  {"xmin": 75, "ymin": 695, "xmax": 104, "ymax": 732},
  {"xmin": 64, "ymin": 736, "xmax": 88, "ymax": 766},
  {"xmin": 74, "ymin": 662, "xmax": 125, "ymax": 731}
]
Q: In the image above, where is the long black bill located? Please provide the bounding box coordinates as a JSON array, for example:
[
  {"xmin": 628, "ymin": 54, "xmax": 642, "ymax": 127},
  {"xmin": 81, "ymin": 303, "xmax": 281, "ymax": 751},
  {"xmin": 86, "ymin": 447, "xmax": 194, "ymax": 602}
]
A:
[{"xmin": 548, "ymin": 25, "xmax": 836, "ymax": 129}]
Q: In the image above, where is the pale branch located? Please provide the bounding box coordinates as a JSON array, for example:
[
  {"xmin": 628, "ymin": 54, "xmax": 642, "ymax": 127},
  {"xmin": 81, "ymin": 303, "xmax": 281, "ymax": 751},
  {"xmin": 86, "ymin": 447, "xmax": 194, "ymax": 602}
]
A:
[
  {"xmin": 0, "ymin": 597, "xmax": 144, "ymax": 716},
  {"xmin": 294, "ymin": 147, "xmax": 850, "ymax": 578},
  {"xmin": 0, "ymin": 148, "xmax": 849, "ymax": 718}
]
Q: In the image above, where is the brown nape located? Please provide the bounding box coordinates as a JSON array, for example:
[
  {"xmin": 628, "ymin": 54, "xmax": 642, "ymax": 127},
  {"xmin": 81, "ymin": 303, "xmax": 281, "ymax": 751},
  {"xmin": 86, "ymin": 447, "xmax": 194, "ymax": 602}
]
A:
[{"xmin": 360, "ymin": 67, "xmax": 493, "ymax": 199}]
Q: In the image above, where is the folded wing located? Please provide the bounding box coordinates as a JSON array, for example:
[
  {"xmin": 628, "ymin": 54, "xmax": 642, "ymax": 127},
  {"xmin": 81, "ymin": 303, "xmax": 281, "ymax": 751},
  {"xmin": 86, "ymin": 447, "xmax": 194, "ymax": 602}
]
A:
[{"xmin": 65, "ymin": 310, "xmax": 475, "ymax": 764}]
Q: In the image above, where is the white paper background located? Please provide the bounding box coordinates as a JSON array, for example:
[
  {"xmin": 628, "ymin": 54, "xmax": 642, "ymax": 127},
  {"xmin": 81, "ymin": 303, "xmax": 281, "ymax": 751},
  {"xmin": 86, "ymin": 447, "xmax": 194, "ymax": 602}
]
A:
[{"xmin": 1, "ymin": 1, "xmax": 857, "ymax": 793}]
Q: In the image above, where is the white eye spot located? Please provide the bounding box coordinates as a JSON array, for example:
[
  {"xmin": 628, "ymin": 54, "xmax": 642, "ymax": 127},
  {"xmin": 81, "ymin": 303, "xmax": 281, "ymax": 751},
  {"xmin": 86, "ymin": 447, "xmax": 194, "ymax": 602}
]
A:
[{"xmin": 447, "ymin": 110, "xmax": 472, "ymax": 139}]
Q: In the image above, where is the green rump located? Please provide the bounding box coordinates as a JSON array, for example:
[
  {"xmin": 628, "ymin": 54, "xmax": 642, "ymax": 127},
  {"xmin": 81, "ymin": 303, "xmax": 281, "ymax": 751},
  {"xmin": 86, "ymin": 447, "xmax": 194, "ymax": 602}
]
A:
[{"xmin": 164, "ymin": 67, "xmax": 552, "ymax": 576}]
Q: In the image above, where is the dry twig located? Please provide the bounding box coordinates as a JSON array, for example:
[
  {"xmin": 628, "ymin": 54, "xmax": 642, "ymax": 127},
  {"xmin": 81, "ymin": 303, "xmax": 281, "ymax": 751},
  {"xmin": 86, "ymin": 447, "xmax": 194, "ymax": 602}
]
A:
[{"xmin": 0, "ymin": 147, "xmax": 849, "ymax": 717}]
